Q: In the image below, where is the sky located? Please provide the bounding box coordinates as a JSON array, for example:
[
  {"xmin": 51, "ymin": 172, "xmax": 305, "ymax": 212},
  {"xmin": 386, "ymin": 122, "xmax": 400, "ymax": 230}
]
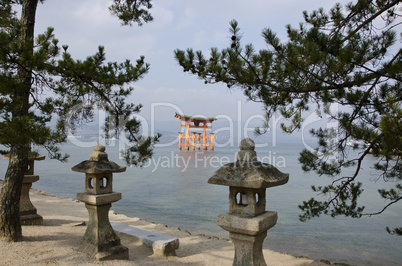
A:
[{"xmin": 33, "ymin": 0, "xmax": 350, "ymax": 139}]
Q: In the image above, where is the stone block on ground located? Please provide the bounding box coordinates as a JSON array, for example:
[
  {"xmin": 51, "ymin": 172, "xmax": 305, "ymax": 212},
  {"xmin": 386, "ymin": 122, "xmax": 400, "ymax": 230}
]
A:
[{"xmin": 111, "ymin": 222, "xmax": 179, "ymax": 257}]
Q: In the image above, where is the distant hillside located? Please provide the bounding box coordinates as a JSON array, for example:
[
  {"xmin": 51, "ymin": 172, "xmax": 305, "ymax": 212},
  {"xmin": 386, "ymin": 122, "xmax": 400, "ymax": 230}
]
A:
[{"xmin": 53, "ymin": 116, "xmax": 318, "ymax": 147}]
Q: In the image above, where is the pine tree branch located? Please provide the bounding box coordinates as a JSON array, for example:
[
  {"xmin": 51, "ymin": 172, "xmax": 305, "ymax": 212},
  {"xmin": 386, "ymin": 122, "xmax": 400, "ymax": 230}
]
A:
[
  {"xmin": 325, "ymin": 141, "xmax": 375, "ymax": 210},
  {"xmin": 363, "ymin": 196, "xmax": 402, "ymax": 216},
  {"xmin": 356, "ymin": 49, "xmax": 402, "ymax": 82},
  {"xmin": 341, "ymin": 0, "xmax": 401, "ymax": 44}
]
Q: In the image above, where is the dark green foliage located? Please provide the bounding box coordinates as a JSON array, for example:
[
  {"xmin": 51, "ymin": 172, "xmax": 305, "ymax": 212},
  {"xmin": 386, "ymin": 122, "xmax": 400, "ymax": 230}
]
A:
[
  {"xmin": 0, "ymin": 0, "xmax": 158, "ymax": 241},
  {"xmin": 175, "ymin": 1, "xmax": 401, "ymax": 234},
  {"xmin": 109, "ymin": 0, "xmax": 153, "ymax": 26},
  {"xmin": 0, "ymin": 0, "xmax": 159, "ymax": 165}
]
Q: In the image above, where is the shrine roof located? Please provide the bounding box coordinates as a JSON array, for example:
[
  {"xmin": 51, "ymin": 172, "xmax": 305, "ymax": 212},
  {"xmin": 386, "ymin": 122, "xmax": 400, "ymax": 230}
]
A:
[{"xmin": 174, "ymin": 112, "xmax": 217, "ymax": 122}]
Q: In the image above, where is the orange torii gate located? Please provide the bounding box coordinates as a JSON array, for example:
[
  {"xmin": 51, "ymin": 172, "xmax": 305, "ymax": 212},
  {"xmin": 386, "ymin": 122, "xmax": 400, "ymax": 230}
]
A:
[{"xmin": 175, "ymin": 113, "xmax": 217, "ymax": 151}]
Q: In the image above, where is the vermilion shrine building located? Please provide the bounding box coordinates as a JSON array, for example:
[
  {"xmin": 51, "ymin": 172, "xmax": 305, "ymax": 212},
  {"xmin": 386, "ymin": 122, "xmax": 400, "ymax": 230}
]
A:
[{"xmin": 175, "ymin": 113, "xmax": 217, "ymax": 151}]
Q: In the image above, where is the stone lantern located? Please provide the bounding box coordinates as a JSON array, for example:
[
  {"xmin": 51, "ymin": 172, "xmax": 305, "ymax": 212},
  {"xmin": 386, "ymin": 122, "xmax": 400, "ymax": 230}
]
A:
[
  {"xmin": 3, "ymin": 151, "xmax": 45, "ymax": 225},
  {"xmin": 72, "ymin": 144, "xmax": 128, "ymax": 261},
  {"xmin": 208, "ymin": 138, "xmax": 289, "ymax": 266}
]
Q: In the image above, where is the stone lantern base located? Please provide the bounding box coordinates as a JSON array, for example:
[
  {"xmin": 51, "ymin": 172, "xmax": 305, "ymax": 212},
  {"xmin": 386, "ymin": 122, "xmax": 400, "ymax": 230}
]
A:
[
  {"xmin": 20, "ymin": 213, "xmax": 43, "ymax": 226},
  {"xmin": 20, "ymin": 175, "xmax": 43, "ymax": 225},
  {"xmin": 217, "ymin": 211, "xmax": 277, "ymax": 266},
  {"xmin": 77, "ymin": 193, "xmax": 128, "ymax": 261},
  {"xmin": 229, "ymin": 231, "xmax": 267, "ymax": 266}
]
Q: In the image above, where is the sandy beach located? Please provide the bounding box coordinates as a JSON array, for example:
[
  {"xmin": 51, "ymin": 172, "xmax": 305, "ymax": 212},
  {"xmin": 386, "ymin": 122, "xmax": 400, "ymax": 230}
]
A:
[{"xmin": 0, "ymin": 184, "xmax": 332, "ymax": 265}]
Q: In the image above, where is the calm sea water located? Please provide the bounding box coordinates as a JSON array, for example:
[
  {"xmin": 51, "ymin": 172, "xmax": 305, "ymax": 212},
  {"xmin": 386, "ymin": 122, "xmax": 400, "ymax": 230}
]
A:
[{"xmin": 1, "ymin": 140, "xmax": 401, "ymax": 265}]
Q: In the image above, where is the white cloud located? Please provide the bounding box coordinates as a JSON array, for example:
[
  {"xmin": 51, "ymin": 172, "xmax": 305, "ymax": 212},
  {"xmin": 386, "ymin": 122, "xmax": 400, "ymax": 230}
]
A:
[
  {"xmin": 146, "ymin": 4, "xmax": 174, "ymax": 30},
  {"xmin": 174, "ymin": 7, "xmax": 198, "ymax": 29},
  {"xmin": 194, "ymin": 30, "xmax": 207, "ymax": 46},
  {"xmin": 73, "ymin": 0, "xmax": 112, "ymax": 27}
]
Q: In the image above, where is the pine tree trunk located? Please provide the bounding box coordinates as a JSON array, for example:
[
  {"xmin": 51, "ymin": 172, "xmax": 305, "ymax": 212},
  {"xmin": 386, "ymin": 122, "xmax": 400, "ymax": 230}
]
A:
[
  {"xmin": 0, "ymin": 0, "xmax": 38, "ymax": 242},
  {"xmin": 0, "ymin": 146, "xmax": 29, "ymax": 241}
]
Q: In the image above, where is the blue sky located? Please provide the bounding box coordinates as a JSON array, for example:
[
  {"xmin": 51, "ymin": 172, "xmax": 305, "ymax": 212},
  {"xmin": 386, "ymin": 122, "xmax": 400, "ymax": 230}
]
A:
[{"xmin": 34, "ymin": 0, "xmax": 349, "ymax": 135}]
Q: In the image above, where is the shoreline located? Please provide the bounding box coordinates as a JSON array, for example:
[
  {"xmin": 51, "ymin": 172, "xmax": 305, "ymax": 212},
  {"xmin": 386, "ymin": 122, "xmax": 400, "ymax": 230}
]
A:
[{"xmin": 0, "ymin": 180, "xmax": 334, "ymax": 265}]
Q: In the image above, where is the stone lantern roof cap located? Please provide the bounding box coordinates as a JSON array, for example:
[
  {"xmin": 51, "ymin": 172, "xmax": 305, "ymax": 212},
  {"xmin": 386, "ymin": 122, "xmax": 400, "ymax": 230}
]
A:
[
  {"xmin": 3, "ymin": 151, "xmax": 45, "ymax": 161},
  {"xmin": 208, "ymin": 138, "xmax": 289, "ymax": 189},
  {"xmin": 71, "ymin": 144, "xmax": 126, "ymax": 174}
]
